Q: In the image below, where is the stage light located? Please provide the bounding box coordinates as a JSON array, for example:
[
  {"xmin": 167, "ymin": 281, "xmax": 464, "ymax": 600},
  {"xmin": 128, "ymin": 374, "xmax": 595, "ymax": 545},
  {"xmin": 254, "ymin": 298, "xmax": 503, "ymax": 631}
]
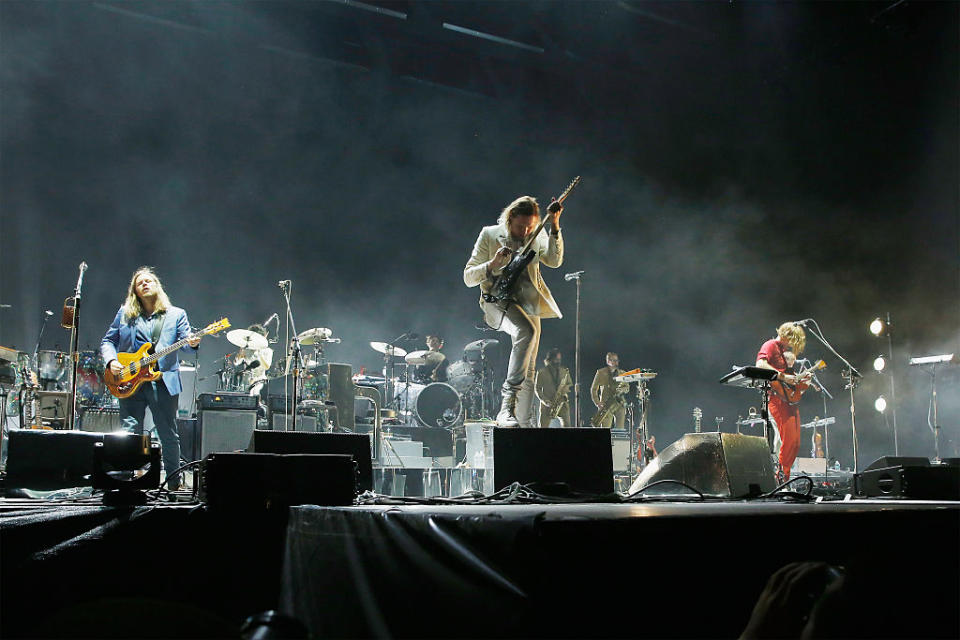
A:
[
  {"xmin": 873, "ymin": 355, "xmax": 886, "ymax": 372},
  {"xmin": 869, "ymin": 317, "xmax": 885, "ymax": 336},
  {"xmin": 874, "ymin": 396, "xmax": 887, "ymax": 413}
]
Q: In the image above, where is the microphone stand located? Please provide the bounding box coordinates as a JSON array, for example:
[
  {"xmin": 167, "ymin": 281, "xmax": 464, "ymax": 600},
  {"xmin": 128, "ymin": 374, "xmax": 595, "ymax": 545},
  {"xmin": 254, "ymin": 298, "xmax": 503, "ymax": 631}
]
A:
[
  {"xmin": 565, "ymin": 271, "xmax": 584, "ymax": 427},
  {"xmin": 279, "ymin": 281, "xmax": 305, "ymax": 431},
  {"xmin": 65, "ymin": 262, "xmax": 87, "ymax": 430},
  {"xmin": 802, "ymin": 319, "xmax": 862, "ymax": 474},
  {"xmin": 801, "ymin": 357, "xmax": 834, "ymax": 461},
  {"xmin": 33, "ymin": 312, "xmax": 53, "ymax": 368}
]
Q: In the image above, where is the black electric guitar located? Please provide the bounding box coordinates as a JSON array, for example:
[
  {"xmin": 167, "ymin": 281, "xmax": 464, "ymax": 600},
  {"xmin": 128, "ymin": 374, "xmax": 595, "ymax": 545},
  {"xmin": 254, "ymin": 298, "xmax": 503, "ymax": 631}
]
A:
[{"xmin": 483, "ymin": 176, "xmax": 581, "ymax": 310}]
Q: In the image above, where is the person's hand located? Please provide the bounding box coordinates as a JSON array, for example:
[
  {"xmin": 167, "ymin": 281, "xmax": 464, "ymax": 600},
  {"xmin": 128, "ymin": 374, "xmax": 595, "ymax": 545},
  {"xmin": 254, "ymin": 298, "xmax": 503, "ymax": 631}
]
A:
[
  {"xmin": 187, "ymin": 336, "xmax": 202, "ymax": 348},
  {"xmin": 489, "ymin": 246, "xmax": 513, "ymax": 273},
  {"xmin": 547, "ymin": 197, "xmax": 563, "ymax": 223},
  {"xmin": 109, "ymin": 360, "xmax": 123, "ymax": 376},
  {"xmin": 781, "ymin": 373, "xmax": 798, "ymax": 385},
  {"xmin": 740, "ymin": 562, "xmax": 841, "ymax": 640}
]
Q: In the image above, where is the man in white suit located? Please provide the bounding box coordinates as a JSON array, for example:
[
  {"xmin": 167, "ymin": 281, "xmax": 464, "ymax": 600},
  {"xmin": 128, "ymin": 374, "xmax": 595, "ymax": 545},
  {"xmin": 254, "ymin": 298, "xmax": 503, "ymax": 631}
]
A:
[{"xmin": 463, "ymin": 195, "xmax": 564, "ymax": 427}]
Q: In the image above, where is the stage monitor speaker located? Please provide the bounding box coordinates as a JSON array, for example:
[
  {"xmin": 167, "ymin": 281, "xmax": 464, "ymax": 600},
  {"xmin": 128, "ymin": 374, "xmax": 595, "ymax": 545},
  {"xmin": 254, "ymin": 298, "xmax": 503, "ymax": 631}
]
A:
[
  {"xmin": 200, "ymin": 452, "xmax": 357, "ymax": 509},
  {"xmin": 493, "ymin": 428, "xmax": 614, "ymax": 495},
  {"xmin": 5, "ymin": 429, "xmax": 105, "ymax": 489},
  {"xmin": 252, "ymin": 430, "xmax": 373, "ymax": 492},
  {"xmin": 198, "ymin": 409, "xmax": 257, "ymax": 460},
  {"xmin": 327, "ymin": 363, "xmax": 354, "ymax": 430},
  {"xmin": 864, "ymin": 456, "xmax": 930, "ymax": 471},
  {"xmin": 629, "ymin": 433, "xmax": 776, "ymax": 498},
  {"xmin": 857, "ymin": 463, "xmax": 960, "ymax": 500}
]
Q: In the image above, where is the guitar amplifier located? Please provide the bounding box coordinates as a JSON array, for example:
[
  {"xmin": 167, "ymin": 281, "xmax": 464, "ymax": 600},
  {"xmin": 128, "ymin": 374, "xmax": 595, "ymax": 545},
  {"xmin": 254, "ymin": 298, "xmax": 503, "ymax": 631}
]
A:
[{"xmin": 198, "ymin": 391, "xmax": 258, "ymax": 411}]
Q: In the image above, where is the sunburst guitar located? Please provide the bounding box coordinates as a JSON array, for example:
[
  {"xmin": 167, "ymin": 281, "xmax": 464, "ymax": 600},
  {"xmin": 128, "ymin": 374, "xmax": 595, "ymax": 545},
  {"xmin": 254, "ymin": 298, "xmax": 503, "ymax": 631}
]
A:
[
  {"xmin": 770, "ymin": 359, "xmax": 826, "ymax": 405},
  {"xmin": 104, "ymin": 318, "xmax": 230, "ymax": 399}
]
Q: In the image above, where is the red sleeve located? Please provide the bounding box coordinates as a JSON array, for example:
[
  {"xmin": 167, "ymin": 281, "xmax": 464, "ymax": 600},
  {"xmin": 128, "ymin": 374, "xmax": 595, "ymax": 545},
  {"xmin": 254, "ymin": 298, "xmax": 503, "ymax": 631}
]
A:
[{"xmin": 757, "ymin": 338, "xmax": 780, "ymax": 367}]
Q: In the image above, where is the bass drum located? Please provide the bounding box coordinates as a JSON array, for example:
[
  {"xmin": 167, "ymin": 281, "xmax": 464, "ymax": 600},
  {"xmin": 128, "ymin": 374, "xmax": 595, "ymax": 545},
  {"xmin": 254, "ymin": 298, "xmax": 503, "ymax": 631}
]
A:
[
  {"xmin": 445, "ymin": 360, "xmax": 475, "ymax": 395},
  {"xmin": 76, "ymin": 351, "xmax": 105, "ymax": 406},
  {"xmin": 415, "ymin": 382, "xmax": 463, "ymax": 428}
]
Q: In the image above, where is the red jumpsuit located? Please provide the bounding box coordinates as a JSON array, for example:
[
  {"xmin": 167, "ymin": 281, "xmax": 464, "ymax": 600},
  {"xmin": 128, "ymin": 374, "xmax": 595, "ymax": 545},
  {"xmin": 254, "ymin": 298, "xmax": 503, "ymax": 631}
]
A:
[{"xmin": 757, "ymin": 338, "xmax": 801, "ymax": 481}]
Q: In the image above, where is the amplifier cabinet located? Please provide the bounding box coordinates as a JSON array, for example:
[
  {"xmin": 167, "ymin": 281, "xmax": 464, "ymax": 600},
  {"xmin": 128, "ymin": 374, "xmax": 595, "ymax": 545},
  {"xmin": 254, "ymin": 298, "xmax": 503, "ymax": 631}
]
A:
[
  {"xmin": 79, "ymin": 407, "xmax": 123, "ymax": 433},
  {"xmin": 198, "ymin": 392, "xmax": 258, "ymax": 412},
  {"xmin": 198, "ymin": 409, "xmax": 257, "ymax": 459},
  {"xmin": 271, "ymin": 414, "xmax": 318, "ymax": 432}
]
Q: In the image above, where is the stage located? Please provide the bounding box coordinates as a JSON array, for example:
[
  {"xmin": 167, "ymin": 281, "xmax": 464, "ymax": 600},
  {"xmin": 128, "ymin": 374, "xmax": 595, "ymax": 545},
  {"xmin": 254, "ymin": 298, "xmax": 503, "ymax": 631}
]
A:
[{"xmin": 2, "ymin": 493, "xmax": 957, "ymax": 638}]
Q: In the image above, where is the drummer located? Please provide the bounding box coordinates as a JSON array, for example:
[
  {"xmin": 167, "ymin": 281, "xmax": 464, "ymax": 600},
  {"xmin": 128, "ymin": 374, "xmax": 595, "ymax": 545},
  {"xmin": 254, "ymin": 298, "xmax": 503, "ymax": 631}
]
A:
[
  {"xmin": 233, "ymin": 323, "xmax": 273, "ymax": 395},
  {"xmin": 416, "ymin": 334, "xmax": 448, "ymax": 383}
]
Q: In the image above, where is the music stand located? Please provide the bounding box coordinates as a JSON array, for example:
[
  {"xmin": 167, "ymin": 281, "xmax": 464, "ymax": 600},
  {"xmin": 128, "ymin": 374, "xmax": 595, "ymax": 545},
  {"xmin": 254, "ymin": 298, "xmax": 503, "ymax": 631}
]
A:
[{"xmin": 719, "ymin": 366, "xmax": 779, "ymax": 452}]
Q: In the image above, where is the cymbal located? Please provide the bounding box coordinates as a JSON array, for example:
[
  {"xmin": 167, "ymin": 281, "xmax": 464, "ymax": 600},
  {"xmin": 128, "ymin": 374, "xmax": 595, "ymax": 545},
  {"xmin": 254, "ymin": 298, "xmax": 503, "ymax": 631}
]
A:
[
  {"xmin": 299, "ymin": 327, "xmax": 333, "ymax": 345},
  {"xmin": 405, "ymin": 350, "xmax": 431, "ymax": 365},
  {"xmin": 370, "ymin": 341, "xmax": 407, "ymax": 357},
  {"xmin": 227, "ymin": 329, "xmax": 268, "ymax": 350},
  {"xmin": 465, "ymin": 339, "xmax": 499, "ymax": 351}
]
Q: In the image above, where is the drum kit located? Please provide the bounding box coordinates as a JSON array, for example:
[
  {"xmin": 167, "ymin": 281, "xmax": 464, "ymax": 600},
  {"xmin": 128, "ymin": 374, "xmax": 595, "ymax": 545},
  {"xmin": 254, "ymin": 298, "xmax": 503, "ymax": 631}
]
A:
[
  {"xmin": 357, "ymin": 338, "xmax": 499, "ymax": 428},
  {"xmin": 215, "ymin": 325, "xmax": 337, "ymax": 427},
  {"xmin": 1, "ymin": 345, "xmax": 116, "ymax": 430}
]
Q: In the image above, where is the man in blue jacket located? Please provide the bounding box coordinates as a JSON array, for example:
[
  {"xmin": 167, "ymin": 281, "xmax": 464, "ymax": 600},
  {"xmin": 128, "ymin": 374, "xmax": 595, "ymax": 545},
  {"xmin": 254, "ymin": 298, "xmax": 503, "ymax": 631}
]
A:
[{"xmin": 101, "ymin": 267, "xmax": 201, "ymax": 489}]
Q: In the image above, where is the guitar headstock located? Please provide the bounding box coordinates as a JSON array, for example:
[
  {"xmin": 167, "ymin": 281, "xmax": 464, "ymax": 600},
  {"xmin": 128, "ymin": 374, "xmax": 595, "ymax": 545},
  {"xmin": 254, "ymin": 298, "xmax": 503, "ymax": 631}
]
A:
[
  {"xmin": 203, "ymin": 317, "xmax": 231, "ymax": 336},
  {"xmin": 812, "ymin": 359, "xmax": 826, "ymax": 372},
  {"xmin": 557, "ymin": 176, "xmax": 581, "ymax": 204}
]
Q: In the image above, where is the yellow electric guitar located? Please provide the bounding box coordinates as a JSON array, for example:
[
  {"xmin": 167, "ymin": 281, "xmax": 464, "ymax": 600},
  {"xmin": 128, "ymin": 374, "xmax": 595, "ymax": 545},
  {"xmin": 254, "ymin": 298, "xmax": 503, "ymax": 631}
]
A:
[{"xmin": 104, "ymin": 318, "xmax": 230, "ymax": 398}]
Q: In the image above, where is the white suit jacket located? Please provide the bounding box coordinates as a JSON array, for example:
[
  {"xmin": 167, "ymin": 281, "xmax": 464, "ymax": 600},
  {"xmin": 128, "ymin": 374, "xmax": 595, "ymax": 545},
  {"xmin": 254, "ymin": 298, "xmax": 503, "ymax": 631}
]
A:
[{"xmin": 463, "ymin": 223, "xmax": 564, "ymax": 326}]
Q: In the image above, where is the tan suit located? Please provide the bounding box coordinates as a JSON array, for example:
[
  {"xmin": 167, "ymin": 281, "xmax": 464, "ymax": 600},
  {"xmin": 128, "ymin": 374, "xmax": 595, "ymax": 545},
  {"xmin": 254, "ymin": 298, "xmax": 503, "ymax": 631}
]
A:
[
  {"xmin": 463, "ymin": 222, "xmax": 563, "ymax": 427},
  {"xmin": 535, "ymin": 365, "xmax": 571, "ymax": 428},
  {"xmin": 590, "ymin": 366, "xmax": 627, "ymax": 428}
]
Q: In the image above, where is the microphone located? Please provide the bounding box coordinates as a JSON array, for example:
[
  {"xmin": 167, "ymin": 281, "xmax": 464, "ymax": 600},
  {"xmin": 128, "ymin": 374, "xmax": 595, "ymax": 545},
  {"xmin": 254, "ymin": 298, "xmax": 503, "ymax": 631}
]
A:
[
  {"xmin": 277, "ymin": 280, "xmax": 291, "ymax": 289},
  {"xmin": 44, "ymin": 310, "xmax": 54, "ymax": 317},
  {"xmin": 564, "ymin": 271, "xmax": 584, "ymax": 281},
  {"xmin": 324, "ymin": 338, "xmax": 342, "ymax": 344},
  {"xmin": 792, "ymin": 318, "xmax": 812, "ymax": 326}
]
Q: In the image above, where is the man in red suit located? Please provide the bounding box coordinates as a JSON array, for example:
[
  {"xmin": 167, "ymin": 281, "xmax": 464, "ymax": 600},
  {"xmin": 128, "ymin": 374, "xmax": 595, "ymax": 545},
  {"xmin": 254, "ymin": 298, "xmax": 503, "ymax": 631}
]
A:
[{"xmin": 756, "ymin": 322, "xmax": 812, "ymax": 481}]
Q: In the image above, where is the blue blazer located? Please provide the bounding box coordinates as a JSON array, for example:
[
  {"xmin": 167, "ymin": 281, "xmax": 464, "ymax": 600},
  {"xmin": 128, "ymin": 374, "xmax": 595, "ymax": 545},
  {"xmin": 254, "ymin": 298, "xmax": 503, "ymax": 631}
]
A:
[{"xmin": 101, "ymin": 305, "xmax": 195, "ymax": 397}]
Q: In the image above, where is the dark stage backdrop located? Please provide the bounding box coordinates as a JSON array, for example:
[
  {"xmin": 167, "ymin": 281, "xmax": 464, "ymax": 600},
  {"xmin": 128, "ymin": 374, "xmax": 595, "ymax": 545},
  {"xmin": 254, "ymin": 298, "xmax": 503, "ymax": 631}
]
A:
[{"xmin": 1, "ymin": 1, "xmax": 957, "ymax": 467}]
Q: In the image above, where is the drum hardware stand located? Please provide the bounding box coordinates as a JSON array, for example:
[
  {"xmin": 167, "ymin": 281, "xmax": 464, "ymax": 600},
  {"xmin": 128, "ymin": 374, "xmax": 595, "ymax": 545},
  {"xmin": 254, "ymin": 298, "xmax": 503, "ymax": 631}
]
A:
[
  {"xmin": 62, "ymin": 262, "xmax": 88, "ymax": 430},
  {"xmin": 800, "ymin": 319, "xmax": 862, "ymax": 473},
  {"xmin": 564, "ymin": 270, "xmax": 584, "ymax": 426},
  {"xmin": 630, "ymin": 381, "xmax": 651, "ymax": 476},
  {"xmin": 278, "ymin": 279, "xmax": 307, "ymax": 432}
]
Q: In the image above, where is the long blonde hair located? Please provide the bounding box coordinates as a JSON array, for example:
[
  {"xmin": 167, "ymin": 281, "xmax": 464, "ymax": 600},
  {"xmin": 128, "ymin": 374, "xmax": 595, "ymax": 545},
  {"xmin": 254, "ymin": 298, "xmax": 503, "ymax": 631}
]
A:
[
  {"xmin": 122, "ymin": 267, "xmax": 172, "ymax": 322},
  {"xmin": 497, "ymin": 195, "xmax": 539, "ymax": 227},
  {"xmin": 777, "ymin": 322, "xmax": 806, "ymax": 354}
]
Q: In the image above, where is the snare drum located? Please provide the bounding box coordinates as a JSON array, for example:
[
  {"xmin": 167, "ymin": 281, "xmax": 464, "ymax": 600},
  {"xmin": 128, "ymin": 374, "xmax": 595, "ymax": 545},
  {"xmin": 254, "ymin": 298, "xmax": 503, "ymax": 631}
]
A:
[{"xmin": 415, "ymin": 382, "xmax": 463, "ymax": 428}]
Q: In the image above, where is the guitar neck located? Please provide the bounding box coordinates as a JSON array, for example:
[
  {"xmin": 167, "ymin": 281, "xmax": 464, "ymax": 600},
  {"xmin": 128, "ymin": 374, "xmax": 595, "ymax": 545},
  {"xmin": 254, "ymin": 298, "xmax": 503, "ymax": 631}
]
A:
[
  {"xmin": 517, "ymin": 176, "xmax": 580, "ymax": 255},
  {"xmin": 142, "ymin": 334, "xmax": 198, "ymax": 366}
]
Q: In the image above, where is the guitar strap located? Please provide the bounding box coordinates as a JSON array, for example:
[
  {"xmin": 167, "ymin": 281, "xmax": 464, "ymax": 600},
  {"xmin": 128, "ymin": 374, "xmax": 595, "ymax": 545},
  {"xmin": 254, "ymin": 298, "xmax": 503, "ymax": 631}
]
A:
[{"xmin": 150, "ymin": 311, "xmax": 167, "ymax": 346}]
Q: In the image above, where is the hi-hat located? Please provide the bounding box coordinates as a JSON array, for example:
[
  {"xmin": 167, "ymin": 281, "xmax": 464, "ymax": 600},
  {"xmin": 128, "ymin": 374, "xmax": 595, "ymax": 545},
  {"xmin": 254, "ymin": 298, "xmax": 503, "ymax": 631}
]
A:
[
  {"xmin": 370, "ymin": 341, "xmax": 407, "ymax": 357},
  {"xmin": 405, "ymin": 350, "xmax": 431, "ymax": 365},
  {"xmin": 227, "ymin": 329, "xmax": 268, "ymax": 350},
  {"xmin": 299, "ymin": 327, "xmax": 333, "ymax": 345}
]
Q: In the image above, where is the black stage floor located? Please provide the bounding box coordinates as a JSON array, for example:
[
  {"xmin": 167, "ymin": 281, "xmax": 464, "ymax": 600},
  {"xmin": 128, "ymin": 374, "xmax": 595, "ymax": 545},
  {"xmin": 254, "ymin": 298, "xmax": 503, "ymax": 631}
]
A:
[{"xmin": 2, "ymin": 496, "xmax": 958, "ymax": 638}]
